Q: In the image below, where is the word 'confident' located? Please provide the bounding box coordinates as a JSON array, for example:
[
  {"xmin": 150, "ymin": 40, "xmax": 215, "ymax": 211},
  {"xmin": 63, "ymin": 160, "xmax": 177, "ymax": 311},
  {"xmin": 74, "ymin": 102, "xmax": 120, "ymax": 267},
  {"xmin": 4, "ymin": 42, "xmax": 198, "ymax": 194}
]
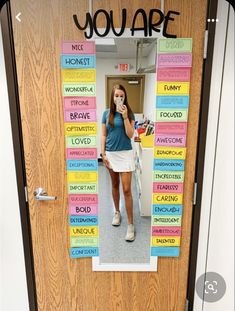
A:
[{"xmin": 73, "ymin": 9, "xmax": 180, "ymax": 39}]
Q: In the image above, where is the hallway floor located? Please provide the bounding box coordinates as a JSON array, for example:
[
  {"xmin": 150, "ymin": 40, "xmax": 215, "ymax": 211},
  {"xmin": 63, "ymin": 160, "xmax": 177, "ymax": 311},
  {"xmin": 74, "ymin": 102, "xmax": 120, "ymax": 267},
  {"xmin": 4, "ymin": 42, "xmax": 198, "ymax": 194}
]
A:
[{"xmin": 98, "ymin": 163, "xmax": 151, "ymax": 264}]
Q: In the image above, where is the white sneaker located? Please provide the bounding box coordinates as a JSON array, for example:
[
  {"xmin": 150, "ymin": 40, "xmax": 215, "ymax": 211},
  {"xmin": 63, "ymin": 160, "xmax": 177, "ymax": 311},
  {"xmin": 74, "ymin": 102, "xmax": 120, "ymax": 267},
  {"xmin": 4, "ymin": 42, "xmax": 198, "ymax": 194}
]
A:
[
  {"xmin": 125, "ymin": 224, "xmax": 135, "ymax": 241},
  {"xmin": 112, "ymin": 211, "xmax": 121, "ymax": 226}
]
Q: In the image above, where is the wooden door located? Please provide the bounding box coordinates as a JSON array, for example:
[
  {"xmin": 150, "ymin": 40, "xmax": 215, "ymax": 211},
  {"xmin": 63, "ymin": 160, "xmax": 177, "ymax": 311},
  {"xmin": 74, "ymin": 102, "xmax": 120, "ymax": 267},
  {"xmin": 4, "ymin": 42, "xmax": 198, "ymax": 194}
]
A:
[
  {"xmin": 106, "ymin": 75, "xmax": 145, "ymax": 112},
  {"xmin": 10, "ymin": 0, "xmax": 208, "ymax": 310}
]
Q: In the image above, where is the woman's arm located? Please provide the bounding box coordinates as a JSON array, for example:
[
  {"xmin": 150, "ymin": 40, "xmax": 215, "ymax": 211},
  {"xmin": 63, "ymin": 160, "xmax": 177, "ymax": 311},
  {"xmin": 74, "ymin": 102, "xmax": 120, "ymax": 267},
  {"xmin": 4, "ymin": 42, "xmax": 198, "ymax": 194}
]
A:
[
  {"xmin": 119, "ymin": 105, "xmax": 135, "ymax": 138},
  {"xmin": 101, "ymin": 123, "xmax": 110, "ymax": 168},
  {"xmin": 101, "ymin": 124, "xmax": 107, "ymax": 156},
  {"xmin": 123, "ymin": 118, "xmax": 135, "ymax": 139}
]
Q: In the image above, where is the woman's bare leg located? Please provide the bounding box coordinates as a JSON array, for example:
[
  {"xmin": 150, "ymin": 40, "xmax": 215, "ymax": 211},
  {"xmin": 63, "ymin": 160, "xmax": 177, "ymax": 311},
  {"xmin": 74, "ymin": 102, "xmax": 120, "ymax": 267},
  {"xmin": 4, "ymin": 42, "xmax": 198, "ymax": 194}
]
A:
[
  {"xmin": 120, "ymin": 172, "xmax": 133, "ymax": 224},
  {"xmin": 107, "ymin": 168, "xmax": 120, "ymax": 212}
]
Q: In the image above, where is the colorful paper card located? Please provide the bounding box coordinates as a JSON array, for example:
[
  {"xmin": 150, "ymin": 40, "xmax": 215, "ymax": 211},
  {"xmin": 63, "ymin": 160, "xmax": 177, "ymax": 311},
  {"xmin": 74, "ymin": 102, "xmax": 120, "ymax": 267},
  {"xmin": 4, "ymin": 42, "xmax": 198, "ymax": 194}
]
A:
[
  {"xmin": 156, "ymin": 109, "xmax": 188, "ymax": 122},
  {"xmin": 154, "ymin": 147, "xmax": 186, "ymax": 160},
  {"xmin": 69, "ymin": 194, "xmax": 98, "ymax": 205},
  {"xmin": 61, "ymin": 55, "xmax": 96, "ymax": 69},
  {"xmin": 157, "ymin": 82, "xmax": 190, "ymax": 95},
  {"xmin": 152, "ymin": 236, "xmax": 181, "ymax": 246},
  {"xmin": 152, "ymin": 226, "xmax": 181, "ymax": 236},
  {"xmin": 62, "ymin": 69, "xmax": 96, "ymax": 82},
  {"xmin": 70, "ymin": 237, "xmax": 99, "ymax": 247},
  {"xmin": 152, "ymin": 204, "xmax": 183, "ymax": 215},
  {"xmin": 153, "ymin": 159, "xmax": 185, "ymax": 171},
  {"xmin": 66, "ymin": 148, "xmax": 97, "ymax": 159},
  {"xmin": 158, "ymin": 38, "xmax": 192, "ymax": 53},
  {"xmin": 151, "ymin": 246, "xmax": 180, "ymax": 257},
  {"xmin": 64, "ymin": 110, "xmax": 97, "ymax": 122},
  {"xmin": 64, "ymin": 123, "xmax": 97, "ymax": 136},
  {"xmin": 155, "ymin": 122, "xmax": 187, "ymax": 135},
  {"xmin": 152, "ymin": 193, "xmax": 183, "ymax": 204},
  {"xmin": 152, "ymin": 215, "xmax": 182, "ymax": 226},
  {"xmin": 68, "ymin": 183, "xmax": 98, "ymax": 194},
  {"xmin": 155, "ymin": 134, "xmax": 186, "ymax": 147},
  {"xmin": 153, "ymin": 171, "xmax": 184, "ymax": 183},
  {"xmin": 70, "ymin": 247, "xmax": 99, "ymax": 258},
  {"xmin": 70, "ymin": 226, "xmax": 99, "ymax": 237},
  {"xmin": 69, "ymin": 204, "xmax": 98, "ymax": 216},
  {"xmin": 153, "ymin": 182, "xmax": 183, "ymax": 193},
  {"xmin": 66, "ymin": 136, "xmax": 97, "ymax": 148},
  {"xmin": 69, "ymin": 215, "xmax": 98, "ymax": 226},
  {"xmin": 67, "ymin": 171, "xmax": 98, "ymax": 183},
  {"xmin": 67, "ymin": 159, "xmax": 98, "ymax": 171},
  {"xmin": 64, "ymin": 97, "xmax": 96, "ymax": 110},
  {"xmin": 156, "ymin": 96, "xmax": 189, "ymax": 109},
  {"xmin": 62, "ymin": 41, "xmax": 96, "ymax": 54},
  {"xmin": 63, "ymin": 83, "xmax": 96, "ymax": 96},
  {"xmin": 157, "ymin": 53, "xmax": 192, "ymax": 67},
  {"xmin": 157, "ymin": 68, "xmax": 191, "ymax": 82}
]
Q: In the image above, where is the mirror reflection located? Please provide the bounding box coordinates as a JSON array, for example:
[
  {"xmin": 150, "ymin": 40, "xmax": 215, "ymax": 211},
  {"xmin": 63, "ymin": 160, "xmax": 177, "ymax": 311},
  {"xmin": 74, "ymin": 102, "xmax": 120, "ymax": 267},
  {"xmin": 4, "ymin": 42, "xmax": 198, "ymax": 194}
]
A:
[{"xmin": 96, "ymin": 38, "xmax": 157, "ymax": 265}]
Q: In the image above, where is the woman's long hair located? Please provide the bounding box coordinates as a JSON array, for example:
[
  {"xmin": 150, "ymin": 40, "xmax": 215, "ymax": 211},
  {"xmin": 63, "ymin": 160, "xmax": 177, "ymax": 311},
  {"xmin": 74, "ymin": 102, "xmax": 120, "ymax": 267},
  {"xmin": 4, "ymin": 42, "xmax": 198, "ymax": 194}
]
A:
[{"xmin": 108, "ymin": 84, "xmax": 133, "ymax": 127}]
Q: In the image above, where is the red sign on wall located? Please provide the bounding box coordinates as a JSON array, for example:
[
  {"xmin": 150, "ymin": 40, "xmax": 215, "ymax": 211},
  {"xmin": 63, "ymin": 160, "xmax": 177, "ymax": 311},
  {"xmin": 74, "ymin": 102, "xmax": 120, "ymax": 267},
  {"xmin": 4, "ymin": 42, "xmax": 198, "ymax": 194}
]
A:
[{"xmin": 118, "ymin": 63, "xmax": 130, "ymax": 72}]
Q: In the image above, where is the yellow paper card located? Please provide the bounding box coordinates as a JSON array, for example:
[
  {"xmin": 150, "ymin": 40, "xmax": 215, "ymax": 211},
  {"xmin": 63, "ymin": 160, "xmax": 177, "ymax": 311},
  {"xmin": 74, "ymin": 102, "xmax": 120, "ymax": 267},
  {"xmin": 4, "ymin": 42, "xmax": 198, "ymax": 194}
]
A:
[
  {"xmin": 154, "ymin": 146, "xmax": 186, "ymax": 159},
  {"xmin": 62, "ymin": 69, "xmax": 96, "ymax": 82},
  {"xmin": 67, "ymin": 171, "xmax": 98, "ymax": 183},
  {"xmin": 152, "ymin": 193, "xmax": 183, "ymax": 205},
  {"xmin": 157, "ymin": 82, "xmax": 190, "ymax": 95},
  {"xmin": 151, "ymin": 236, "xmax": 181, "ymax": 247},
  {"xmin": 70, "ymin": 226, "xmax": 99, "ymax": 237},
  {"xmin": 64, "ymin": 123, "xmax": 97, "ymax": 136}
]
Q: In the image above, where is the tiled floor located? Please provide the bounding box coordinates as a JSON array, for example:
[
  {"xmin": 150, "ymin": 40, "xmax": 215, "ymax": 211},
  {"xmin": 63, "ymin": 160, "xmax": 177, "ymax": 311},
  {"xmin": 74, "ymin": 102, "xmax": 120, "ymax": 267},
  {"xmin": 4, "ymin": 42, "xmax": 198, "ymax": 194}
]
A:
[{"xmin": 98, "ymin": 163, "xmax": 151, "ymax": 264}]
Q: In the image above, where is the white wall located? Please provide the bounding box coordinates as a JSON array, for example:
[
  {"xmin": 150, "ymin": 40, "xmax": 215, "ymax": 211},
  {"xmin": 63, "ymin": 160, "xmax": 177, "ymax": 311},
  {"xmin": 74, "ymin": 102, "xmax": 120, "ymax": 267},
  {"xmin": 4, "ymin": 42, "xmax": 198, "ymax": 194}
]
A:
[
  {"xmin": 143, "ymin": 44, "xmax": 156, "ymax": 120},
  {"xmin": 193, "ymin": 2, "xmax": 234, "ymax": 310},
  {"xmin": 0, "ymin": 23, "xmax": 29, "ymax": 311}
]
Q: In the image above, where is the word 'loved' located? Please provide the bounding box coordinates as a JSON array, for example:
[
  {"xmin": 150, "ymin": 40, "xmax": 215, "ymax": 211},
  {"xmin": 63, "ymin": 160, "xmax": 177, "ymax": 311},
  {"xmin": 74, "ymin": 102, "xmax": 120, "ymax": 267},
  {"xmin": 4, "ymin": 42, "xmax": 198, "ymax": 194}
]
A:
[{"xmin": 73, "ymin": 9, "xmax": 180, "ymax": 39}]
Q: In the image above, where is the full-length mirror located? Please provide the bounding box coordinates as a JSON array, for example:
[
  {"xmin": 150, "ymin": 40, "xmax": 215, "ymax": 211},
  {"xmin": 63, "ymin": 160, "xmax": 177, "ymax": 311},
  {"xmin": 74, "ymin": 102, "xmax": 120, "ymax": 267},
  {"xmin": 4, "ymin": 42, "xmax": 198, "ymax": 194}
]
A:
[{"xmin": 93, "ymin": 38, "xmax": 158, "ymax": 270}]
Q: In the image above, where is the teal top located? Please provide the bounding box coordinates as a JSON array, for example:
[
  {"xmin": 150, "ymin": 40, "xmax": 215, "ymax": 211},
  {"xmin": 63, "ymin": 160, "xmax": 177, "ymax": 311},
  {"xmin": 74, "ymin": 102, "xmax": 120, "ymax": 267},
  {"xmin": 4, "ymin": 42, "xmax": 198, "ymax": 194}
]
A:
[{"xmin": 102, "ymin": 109, "xmax": 135, "ymax": 151}]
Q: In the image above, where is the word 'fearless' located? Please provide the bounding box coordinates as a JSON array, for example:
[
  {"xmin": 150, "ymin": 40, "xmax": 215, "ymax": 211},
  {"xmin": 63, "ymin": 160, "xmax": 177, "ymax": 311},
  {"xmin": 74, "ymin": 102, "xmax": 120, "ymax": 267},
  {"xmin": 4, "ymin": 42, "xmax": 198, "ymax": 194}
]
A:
[{"xmin": 73, "ymin": 9, "xmax": 180, "ymax": 39}]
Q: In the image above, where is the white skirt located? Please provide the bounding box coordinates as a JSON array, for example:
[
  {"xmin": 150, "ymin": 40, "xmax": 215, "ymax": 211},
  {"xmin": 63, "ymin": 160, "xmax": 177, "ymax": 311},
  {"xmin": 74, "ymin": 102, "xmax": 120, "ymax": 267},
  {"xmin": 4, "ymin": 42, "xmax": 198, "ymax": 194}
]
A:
[{"xmin": 105, "ymin": 150, "xmax": 135, "ymax": 172}]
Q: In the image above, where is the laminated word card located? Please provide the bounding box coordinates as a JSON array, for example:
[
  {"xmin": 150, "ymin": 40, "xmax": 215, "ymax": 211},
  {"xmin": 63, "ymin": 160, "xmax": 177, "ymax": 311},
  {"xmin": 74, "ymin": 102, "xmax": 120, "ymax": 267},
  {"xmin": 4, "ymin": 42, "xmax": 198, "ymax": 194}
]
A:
[
  {"xmin": 61, "ymin": 41, "xmax": 99, "ymax": 259},
  {"xmin": 151, "ymin": 38, "xmax": 192, "ymax": 257}
]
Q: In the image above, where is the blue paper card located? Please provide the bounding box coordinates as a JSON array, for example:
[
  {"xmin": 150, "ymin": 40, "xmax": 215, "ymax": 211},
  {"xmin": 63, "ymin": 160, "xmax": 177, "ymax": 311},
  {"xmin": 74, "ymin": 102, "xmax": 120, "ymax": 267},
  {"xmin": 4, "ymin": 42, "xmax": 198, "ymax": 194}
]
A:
[
  {"xmin": 152, "ymin": 204, "xmax": 183, "ymax": 216},
  {"xmin": 156, "ymin": 96, "xmax": 189, "ymax": 109},
  {"xmin": 61, "ymin": 55, "xmax": 96, "ymax": 68},
  {"xmin": 151, "ymin": 246, "xmax": 180, "ymax": 257},
  {"xmin": 67, "ymin": 159, "xmax": 98, "ymax": 171},
  {"xmin": 153, "ymin": 159, "xmax": 185, "ymax": 171},
  {"xmin": 70, "ymin": 247, "xmax": 99, "ymax": 258},
  {"xmin": 69, "ymin": 215, "xmax": 98, "ymax": 226}
]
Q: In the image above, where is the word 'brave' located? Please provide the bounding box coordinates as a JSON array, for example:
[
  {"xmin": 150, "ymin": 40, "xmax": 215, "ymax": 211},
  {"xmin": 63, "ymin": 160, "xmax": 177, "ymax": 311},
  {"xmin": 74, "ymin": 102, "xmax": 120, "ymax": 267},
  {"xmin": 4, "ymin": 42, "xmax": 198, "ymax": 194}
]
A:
[{"xmin": 73, "ymin": 9, "xmax": 180, "ymax": 39}]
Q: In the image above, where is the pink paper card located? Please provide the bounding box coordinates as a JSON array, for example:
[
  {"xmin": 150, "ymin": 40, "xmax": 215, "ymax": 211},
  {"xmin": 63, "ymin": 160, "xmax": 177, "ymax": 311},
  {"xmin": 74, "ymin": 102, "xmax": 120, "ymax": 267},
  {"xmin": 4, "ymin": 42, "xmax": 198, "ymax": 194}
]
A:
[
  {"xmin": 69, "ymin": 204, "xmax": 98, "ymax": 216},
  {"xmin": 66, "ymin": 148, "xmax": 97, "ymax": 159},
  {"xmin": 155, "ymin": 134, "xmax": 186, "ymax": 147},
  {"xmin": 64, "ymin": 109, "xmax": 97, "ymax": 122},
  {"xmin": 152, "ymin": 226, "xmax": 181, "ymax": 236},
  {"xmin": 64, "ymin": 97, "xmax": 96, "ymax": 110},
  {"xmin": 69, "ymin": 194, "xmax": 98, "ymax": 205},
  {"xmin": 157, "ymin": 67, "xmax": 191, "ymax": 82},
  {"xmin": 62, "ymin": 41, "xmax": 95, "ymax": 54},
  {"xmin": 153, "ymin": 182, "xmax": 184, "ymax": 193},
  {"xmin": 155, "ymin": 122, "xmax": 187, "ymax": 135},
  {"xmin": 157, "ymin": 53, "xmax": 192, "ymax": 67}
]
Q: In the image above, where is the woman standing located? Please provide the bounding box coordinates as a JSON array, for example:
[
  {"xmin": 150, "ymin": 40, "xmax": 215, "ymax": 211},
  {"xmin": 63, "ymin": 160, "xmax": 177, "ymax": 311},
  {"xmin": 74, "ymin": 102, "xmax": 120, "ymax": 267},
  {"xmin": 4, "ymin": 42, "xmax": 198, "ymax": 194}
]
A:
[{"xmin": 101, "ymin": 84, "xmax": 136, "ymax": 241}]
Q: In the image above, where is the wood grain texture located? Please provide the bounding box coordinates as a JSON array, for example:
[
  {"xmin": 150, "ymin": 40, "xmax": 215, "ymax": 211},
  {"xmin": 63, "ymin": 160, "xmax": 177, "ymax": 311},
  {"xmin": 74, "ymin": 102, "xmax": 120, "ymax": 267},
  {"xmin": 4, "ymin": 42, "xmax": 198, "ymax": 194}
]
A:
[{"xmin": 10, "ymin": 0, "xmax": 208, "ymax": 310}]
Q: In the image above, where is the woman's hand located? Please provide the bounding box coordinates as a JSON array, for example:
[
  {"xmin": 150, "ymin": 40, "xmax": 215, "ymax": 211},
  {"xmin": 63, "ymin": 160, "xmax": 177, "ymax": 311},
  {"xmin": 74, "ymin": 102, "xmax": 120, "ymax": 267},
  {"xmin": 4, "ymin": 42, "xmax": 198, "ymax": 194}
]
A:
[
  {"xmin": 102, "ymin": 155, "xmax": 111, "ymax": 169},
  {"xmin": 119, "ymin": 105, "xmax": 128, "ymax": 119}
]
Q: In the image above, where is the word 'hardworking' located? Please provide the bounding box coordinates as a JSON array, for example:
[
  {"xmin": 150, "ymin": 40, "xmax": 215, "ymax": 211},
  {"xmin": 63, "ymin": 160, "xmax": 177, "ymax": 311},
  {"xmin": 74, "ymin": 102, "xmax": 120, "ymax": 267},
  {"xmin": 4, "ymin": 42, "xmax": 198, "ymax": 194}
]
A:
[{"xmin": 73, "ymin": 9, "xmax": 180, "ymax": 39}]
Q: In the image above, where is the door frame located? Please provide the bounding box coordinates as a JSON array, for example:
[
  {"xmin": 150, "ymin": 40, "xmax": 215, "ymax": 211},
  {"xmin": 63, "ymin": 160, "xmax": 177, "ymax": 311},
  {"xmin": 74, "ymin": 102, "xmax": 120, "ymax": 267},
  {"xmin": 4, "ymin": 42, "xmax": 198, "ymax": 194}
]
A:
[{"xmin": 0, "ymin": 0, "xmax": 218, "ymax": 310}]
